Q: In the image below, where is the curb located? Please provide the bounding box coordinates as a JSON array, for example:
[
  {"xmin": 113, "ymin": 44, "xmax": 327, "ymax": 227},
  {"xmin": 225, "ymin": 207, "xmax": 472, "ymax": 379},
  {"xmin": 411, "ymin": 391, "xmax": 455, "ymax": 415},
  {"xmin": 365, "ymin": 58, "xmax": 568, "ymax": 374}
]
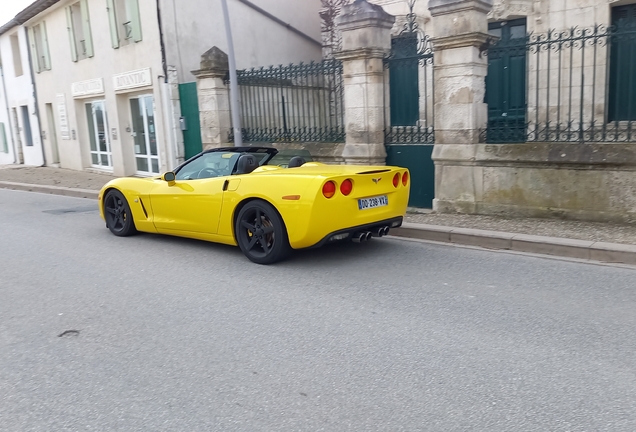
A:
[
  {"xmin": 2, "ymin": 181, "xmax": 635, "ymax": 266},
  {"xmin": 0, "ymin": 181, "xmax": 99, "ymax": 199},
  {"xmin": 391, "ymin": 222, "xmax": 636, "ymax": 266}
]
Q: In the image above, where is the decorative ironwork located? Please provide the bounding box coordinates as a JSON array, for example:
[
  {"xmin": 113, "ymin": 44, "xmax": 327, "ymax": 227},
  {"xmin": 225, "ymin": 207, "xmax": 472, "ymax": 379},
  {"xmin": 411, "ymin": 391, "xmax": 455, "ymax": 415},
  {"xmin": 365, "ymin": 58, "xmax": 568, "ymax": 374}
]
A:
[
  {"xmin": 484, "ymin": 22, "xmax": 636, "ymax": 143},
  {"xmin": 228, "ymin": 59, "xmax": 345, "ymax": 143}
]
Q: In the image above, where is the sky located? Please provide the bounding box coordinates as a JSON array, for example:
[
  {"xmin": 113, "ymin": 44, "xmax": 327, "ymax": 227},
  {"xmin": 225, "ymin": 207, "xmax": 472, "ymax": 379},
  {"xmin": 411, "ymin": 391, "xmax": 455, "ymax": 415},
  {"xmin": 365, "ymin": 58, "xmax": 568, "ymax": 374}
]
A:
[{"xmin": 0, "ymin": 0, "xmax": 33, "ymax": 27}]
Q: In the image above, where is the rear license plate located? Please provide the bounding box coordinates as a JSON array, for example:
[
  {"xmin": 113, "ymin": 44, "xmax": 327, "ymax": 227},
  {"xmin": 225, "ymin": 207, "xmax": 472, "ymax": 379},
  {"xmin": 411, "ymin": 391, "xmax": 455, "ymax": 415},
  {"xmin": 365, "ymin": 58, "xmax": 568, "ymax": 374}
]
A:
[{"xmin": 358, "ymin": 195, "xmax": 388, "ymax": 210}]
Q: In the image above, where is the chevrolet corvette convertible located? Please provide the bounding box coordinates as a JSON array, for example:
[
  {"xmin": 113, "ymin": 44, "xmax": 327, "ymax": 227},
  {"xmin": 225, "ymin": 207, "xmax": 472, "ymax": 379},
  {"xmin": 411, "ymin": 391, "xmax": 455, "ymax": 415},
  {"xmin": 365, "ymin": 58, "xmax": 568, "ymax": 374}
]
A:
[{"xmin": 99, "ymin": 147, "xmax": 410, "ymax": 264}]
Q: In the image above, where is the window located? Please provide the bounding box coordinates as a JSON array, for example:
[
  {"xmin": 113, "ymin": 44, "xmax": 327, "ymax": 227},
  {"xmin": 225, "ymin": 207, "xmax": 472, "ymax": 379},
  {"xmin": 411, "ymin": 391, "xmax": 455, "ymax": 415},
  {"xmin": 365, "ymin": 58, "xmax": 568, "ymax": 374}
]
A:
[
  {"xmin": 10, "ymin": 33, "xmax": 23, "ymax": 77},
  {"xmin": 175, "ymin": 151, "xmax": 271, "ymax": 180},
  {"xmin": 29, "ymin": 22, "xmax": 52, "ymax": 72},
  {"xmin": 21, "ymin": 106, "xmax": 33, "ymax": 147},
  {"xmin": 0, "ymin": 123, "xmax": 8, "ymax": 153},
  {"xmin": 85, "ymin": 101, "xmax": 112, "ymax": 168},
  {"xmin": 65, "ymin": 0, "xmax": 94, "ymax": 61},
  {"xmin": 175, "ymin": 152, "xmax": 242, "ymax": 180},
  {"xmin": 107, "ymin": 0, "xmax": 142, "ymax": 48}
]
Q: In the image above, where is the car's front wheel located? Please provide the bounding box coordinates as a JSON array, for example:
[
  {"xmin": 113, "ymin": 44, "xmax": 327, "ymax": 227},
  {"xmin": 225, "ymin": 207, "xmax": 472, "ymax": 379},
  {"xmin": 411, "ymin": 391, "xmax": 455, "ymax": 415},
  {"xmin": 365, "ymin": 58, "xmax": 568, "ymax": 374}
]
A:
[
  {"xmin": 104, "ymin": 189, "xmax": 137, "ymax": 237},
  {"xmin": 235, "ymin": 200, "xmax": 291, "ymax": 264}
]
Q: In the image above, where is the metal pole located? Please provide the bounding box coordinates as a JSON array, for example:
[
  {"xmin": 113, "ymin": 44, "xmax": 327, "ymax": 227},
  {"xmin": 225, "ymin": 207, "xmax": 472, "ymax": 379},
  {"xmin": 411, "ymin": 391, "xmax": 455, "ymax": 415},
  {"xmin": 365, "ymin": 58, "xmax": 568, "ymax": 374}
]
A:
[{"xmin": 221, "ymin": 0, "xmax": 243, "ymax": 146}]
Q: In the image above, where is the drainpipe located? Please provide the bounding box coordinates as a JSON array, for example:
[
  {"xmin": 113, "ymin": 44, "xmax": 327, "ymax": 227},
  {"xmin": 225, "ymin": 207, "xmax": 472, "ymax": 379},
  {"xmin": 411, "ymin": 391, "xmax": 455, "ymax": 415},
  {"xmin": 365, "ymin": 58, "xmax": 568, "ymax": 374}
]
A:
[
  {"xmin": 0, "ymin": 65, "xmax": 19, "ymax": 164},
  {"xmin": 24, "ymin": 25, "xmax": 46, "ymax": 166}
]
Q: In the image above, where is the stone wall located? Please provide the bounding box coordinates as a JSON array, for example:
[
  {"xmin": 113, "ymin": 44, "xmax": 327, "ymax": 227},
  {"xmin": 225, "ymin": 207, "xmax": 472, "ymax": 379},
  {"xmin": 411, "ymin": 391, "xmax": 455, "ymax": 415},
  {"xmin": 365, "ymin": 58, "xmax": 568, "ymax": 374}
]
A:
[{"xmin": 433, "ymin": 143, "xmax": 636, "ymax": 223}]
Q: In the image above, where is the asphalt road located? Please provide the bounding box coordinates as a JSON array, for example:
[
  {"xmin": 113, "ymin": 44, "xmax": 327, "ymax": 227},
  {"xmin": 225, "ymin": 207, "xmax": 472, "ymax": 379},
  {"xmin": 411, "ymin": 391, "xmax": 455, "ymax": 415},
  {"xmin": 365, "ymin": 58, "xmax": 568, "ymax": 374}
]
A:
[{"xmin": 2, "ymin": 189, "xmax": 636, "ymax": 431}]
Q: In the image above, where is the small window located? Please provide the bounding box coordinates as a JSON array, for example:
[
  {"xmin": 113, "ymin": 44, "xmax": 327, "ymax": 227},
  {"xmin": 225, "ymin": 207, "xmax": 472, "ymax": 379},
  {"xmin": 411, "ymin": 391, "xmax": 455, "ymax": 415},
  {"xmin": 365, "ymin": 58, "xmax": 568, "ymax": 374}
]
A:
[
  {"xmin": 10, "ymin": 33, "xmax": 23, "ymax": 77},
  {"xmin": 30, "ymin": 22, "xmax": 52, "ymax": 72},
  {"xmin": 65, "ymin": 0, "xmax": 94, "ymax": 61},
  {"xmin": 107, "ymin": 0, "xmax": 143, "ymax": 48}
]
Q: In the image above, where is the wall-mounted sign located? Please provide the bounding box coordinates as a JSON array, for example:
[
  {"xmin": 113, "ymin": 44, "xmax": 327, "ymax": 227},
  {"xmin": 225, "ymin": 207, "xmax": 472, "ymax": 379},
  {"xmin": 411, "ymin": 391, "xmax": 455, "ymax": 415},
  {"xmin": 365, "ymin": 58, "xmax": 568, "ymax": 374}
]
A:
[
  {"xmin": 113, "ymin": 68, "xmax": 152, "ymax": 92},
  {"xmin": 71, "ymin": 78, "xmax": 104, "ymax": 97},
  {"xmin": 56, "ymin": 93, "xmax": 70, "ymax": 140}
]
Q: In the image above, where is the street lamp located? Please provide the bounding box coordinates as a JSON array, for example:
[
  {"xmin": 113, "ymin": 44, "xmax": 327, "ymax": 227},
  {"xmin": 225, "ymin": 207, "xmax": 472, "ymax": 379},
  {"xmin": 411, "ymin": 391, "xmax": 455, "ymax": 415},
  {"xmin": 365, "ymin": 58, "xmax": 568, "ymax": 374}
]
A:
[{"xmin": 220, "ymin": 0, "xmax": 243, "ymax": 146}]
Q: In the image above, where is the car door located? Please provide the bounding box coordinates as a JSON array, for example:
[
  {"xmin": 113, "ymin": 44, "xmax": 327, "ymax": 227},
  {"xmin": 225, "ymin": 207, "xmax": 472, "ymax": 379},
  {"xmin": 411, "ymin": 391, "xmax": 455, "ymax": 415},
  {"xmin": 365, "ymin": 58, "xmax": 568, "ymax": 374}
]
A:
[{"xmin": 149, "ymin": 152, "xmax": 239, "ymax": 234}]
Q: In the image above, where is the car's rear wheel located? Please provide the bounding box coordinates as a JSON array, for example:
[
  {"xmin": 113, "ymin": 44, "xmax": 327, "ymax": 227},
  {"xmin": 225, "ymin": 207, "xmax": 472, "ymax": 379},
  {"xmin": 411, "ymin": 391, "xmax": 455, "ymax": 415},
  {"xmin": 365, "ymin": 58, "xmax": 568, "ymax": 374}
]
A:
[
  {"xmin": 235, "ymin": 200, "xmax": 290, "ymax": 264},
  {"xmin": 104, "ymin": 189, "xmax": 137, "ymax": 237}
]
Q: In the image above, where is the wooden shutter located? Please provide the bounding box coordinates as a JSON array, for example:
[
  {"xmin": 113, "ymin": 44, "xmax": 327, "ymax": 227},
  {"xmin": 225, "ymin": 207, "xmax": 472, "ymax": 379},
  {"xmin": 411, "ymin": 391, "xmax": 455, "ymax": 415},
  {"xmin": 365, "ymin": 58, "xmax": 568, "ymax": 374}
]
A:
[
  {"xmin": 106, "ymin": 0, "xmax": 119, "ymax": 48},
  {"xmin": 41, "ymin": 21, "xmax": 51, "ymax": 70},
  {"xmin": 80, "ymin": 0, "xmax": 94, "ymax": 57},
  {"xmin": 126, "ymin": 0, "xmax": 142, "ymax": 42},
  {"xmin": 65, "ymin": 6, "xmax": 78, "ymax": 62},
  {"xmin": 27, "ymin": 27, "xmax": 40, "ymax": 73}
]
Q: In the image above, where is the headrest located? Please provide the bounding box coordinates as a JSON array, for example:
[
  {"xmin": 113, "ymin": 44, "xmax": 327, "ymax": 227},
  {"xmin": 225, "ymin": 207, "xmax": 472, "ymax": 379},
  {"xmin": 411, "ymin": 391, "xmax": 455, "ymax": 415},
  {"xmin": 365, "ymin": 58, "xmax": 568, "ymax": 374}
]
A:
[
  {"xmin": 235, "ymin": 154, "xmax": 258, "ymax": 174},
  {"xmin": 288, "ymin": 156, "xmax": 306, "ymax": 168}
]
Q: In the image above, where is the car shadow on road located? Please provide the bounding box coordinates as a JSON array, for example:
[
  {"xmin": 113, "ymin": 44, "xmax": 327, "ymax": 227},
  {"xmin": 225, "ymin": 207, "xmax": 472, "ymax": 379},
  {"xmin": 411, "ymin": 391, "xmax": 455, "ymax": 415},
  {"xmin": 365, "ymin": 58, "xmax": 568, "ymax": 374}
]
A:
[{"xmin": 109, "ymin": 230, "xmax": 396, "ymax": 267}]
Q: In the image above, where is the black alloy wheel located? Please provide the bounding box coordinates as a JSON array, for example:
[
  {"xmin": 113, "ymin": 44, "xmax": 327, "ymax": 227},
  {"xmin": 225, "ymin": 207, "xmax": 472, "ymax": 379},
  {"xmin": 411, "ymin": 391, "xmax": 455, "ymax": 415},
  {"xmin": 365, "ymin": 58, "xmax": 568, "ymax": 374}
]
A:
[
  {"xmin": 235, "ymin": 201, "xmax": 290, "ymax": 264},
  {"xmin": 104, "ymin": 190, "xmax": 137, "ymax": 237}
]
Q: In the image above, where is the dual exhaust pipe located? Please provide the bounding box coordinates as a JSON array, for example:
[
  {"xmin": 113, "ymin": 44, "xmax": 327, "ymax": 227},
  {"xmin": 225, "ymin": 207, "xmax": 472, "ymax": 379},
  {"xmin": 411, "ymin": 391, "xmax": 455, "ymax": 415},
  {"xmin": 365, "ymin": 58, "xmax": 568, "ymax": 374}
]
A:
[{"xmin": 352, "ymin": 226, "xmax": 389, "ymax": 243}]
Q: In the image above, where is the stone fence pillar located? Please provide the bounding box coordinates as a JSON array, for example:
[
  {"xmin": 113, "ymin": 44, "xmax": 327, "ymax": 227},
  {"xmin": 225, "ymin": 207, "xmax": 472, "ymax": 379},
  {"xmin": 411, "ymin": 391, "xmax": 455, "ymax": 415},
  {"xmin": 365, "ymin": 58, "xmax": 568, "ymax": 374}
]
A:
[
  {"xmin": 334, "ymin": 0, "xmax": 394, "ymax": 165},
  {"xmin": 429, "ymin": 0, "xmax": 493, "ymax": 213},
  {"xmin": 191, "ymin": 47, "xmax": 232, "ymax": 150},
  {"xmin": 429, "ymin": 0, "xmax": 492, "ymax": 144}
]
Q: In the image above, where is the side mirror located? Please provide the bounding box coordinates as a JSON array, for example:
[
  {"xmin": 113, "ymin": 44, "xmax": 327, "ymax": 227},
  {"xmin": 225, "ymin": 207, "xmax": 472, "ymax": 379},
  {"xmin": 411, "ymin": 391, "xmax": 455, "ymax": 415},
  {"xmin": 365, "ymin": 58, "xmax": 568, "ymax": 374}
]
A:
[{"xmin": 162, "ymin": 172, "xmax": 176, "ymax": 182}]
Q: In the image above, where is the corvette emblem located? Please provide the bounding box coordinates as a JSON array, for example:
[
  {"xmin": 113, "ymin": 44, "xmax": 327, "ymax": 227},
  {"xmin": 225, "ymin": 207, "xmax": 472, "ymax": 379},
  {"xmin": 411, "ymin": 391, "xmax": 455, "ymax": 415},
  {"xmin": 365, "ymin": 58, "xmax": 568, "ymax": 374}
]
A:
[{"xmin": 372, "ymin": 178, "xmax": 381, "ymax": 184}]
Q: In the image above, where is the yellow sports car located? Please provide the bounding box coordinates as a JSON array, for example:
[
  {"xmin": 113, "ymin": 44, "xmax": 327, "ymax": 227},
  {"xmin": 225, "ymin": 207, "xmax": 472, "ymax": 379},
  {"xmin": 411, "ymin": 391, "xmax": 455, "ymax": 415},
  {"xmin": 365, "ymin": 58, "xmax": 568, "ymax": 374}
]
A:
[{"xmin": 98, "ymin": 147, "xmax": 410, "ymax": 264}]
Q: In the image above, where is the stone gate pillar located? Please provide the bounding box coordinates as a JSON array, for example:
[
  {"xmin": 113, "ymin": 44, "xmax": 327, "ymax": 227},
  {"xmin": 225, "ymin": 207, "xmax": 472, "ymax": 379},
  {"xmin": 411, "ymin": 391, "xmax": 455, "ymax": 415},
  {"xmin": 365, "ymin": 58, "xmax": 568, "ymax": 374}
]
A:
[
  {"xmin": 191, "ymin": 47, "xmax": 232, "ymax": 150},
  {"xmin": 334, "ymin": 0, "xmax": 395, "ymax": 165},
  {"xmin": 430, "ymin": 0, "xmax": 492, "ymax": 144},
  {"xmin": 429, "ymin": 0, "xmax": 493, "ymax": 213}
]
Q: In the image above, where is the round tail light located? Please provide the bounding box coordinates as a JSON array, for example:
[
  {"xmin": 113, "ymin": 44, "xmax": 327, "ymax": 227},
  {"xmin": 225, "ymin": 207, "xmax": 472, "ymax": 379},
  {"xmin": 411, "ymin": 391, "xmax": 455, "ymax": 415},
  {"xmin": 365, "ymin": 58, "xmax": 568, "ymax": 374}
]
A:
[
  {"xmin": 340, "ymin": 179, "xmax": 353, "ymax": 196},
  {"xmin": 393, "ymin": 173, "xmax": 400, "ymax": 188},
  {"xmin": 402, "ymin": 171, "xmax": 409, "ymax": 186},
  {"xmin": 322, "ymin": 181, "xmax": 336, "ymax": 198}
]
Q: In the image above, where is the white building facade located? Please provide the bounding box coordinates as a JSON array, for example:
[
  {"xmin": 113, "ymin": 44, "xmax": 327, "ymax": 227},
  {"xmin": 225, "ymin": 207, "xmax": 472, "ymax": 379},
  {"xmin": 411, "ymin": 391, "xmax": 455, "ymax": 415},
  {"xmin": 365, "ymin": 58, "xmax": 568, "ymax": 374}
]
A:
[
  {"xmin": 21, "ymin": 0, "xmax": 172, "ymax": 176},
  {"xmin": 0, "ymin": 22, "xmax": 45, "ymax": 166},
  {"xmin": 0, "ymin": 0, "xmax": 323, "ymax": 175}
]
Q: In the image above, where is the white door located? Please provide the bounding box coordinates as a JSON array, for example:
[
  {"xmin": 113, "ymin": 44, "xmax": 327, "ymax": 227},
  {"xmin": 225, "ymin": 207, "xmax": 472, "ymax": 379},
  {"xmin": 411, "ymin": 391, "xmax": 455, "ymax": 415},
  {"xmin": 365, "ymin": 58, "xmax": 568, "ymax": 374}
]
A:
[
  {"xmin": 86, "ymin": 100, "xmax": 112, "ymax": 168},
  {"xmin": 130, "ymin": 95, "xmax": 159, "ymax": 174}
]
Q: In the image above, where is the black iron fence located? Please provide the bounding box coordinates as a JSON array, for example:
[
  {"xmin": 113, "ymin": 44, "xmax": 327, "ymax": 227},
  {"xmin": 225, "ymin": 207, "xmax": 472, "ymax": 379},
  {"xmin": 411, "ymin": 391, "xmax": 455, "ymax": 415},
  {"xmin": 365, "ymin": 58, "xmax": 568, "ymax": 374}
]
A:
[
  {"xmin": 384, "ymin": 32, "xmax": 435, "ymax": 144},
  {"xmin": 485, "ymin": 22, "xmax": 636, "ymax": 143},
  {"xmin": 228, "ymin": 59, "xmax": 345, "ymax": 143}
]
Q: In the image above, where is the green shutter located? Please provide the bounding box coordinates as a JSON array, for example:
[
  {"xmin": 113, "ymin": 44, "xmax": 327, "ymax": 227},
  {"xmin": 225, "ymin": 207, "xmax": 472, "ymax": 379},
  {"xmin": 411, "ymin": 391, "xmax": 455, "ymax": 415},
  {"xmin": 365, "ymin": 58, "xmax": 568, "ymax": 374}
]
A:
[
  {"xmin": 80, "ymin": 0, "xmax": 94, "ymax": 57},
  {"xmin": 65, "ymin": 6, "xmax": 78, "ymax": 62},
  {"xmin": 126, "ymin": 0, "xmax": 142, "ymax": 42},
  {"xmin": 106, "ymin": 0, "xmax": 119, "ymax": 48},
  {"xmin": 27, "ymin": 27, "xmax": 40, "ymax": 73},
  {"xmin": 41, "ymin": 21, "xmax": 51, "ymax": 70},
  {"xmin": 0, "ymin": 123, "xmax": 8, "ymax": 153}
]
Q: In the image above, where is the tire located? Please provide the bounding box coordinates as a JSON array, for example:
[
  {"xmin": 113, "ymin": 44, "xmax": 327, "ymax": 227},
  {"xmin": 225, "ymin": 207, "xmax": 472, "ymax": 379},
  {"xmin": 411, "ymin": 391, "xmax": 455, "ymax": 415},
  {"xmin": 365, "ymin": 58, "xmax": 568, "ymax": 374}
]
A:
[
  {"xmin": 103, "ymin": 189, "xmax": 137, "ymax": 237},
  {"xmin": 235, "ymin": 200, "xmax": 291, "ymax": 264}
]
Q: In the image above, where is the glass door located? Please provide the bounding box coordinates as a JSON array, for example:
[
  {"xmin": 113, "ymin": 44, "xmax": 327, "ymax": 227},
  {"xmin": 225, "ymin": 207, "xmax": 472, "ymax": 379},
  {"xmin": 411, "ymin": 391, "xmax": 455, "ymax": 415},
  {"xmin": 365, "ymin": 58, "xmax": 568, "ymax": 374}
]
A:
[
  {"xmin": 130, "ymin": 95, "xmax": 159, "ymax": 174},
  {"xmin": 85, "ymin": 100, "xmax": 112, "ymax": 168}
]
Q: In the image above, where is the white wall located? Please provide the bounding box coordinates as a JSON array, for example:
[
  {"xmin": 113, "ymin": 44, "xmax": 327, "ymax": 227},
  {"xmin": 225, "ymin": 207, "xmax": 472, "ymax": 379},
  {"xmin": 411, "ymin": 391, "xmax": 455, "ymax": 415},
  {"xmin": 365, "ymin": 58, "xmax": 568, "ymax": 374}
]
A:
[
  {"xmin": 0, "ymin": 26, "xmax": 44, "ymax": 166},
  {"xmin": 160, "ymin": 0, "xmax": 323, "ymax": 83},
  {"xmin": 27, "ymin": 0, "xmax": 171, "ymax": 176}
]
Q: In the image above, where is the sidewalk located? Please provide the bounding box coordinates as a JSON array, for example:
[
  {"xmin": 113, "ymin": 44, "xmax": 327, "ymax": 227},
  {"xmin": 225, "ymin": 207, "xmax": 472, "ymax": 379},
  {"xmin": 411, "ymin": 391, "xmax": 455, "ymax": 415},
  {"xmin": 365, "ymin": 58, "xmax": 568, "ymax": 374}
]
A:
[{"xmin": 2, "ymin": 165, "xmax": 636, "ymax": 265}]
